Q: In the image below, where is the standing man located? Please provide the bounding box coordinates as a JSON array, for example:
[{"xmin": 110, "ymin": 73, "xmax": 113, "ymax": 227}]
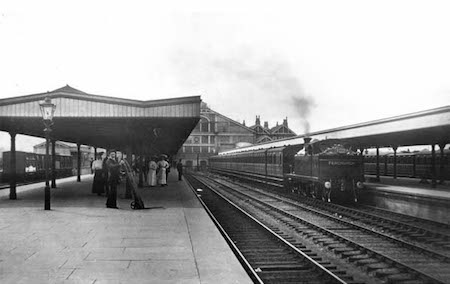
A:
[
  {"xmin": 105, "ymin": 150, "xmax": 124, "ymax": 209},
  {"xmin": 176, "ymin": 159, "xmax": 183, "ymax": 181}
]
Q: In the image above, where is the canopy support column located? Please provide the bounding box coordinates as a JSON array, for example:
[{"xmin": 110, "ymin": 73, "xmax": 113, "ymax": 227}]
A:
[
  {"xmin": 375, "ymin": 146, "xmax": 380, "ymax": 182},
  {"xmin": 438, "ymin": 143, "xmax": 446, "ymax": 185},
  {"xmin": 77, "ymin": 143, "xmax": 81, "ymax": 182},
  {"xmin": 431, "ymin": 144, "xmax": 437, "ymax": 188},
  {"xmin": 51, "ymin": 139, "xmax": 56, "ymax": 188},
  {"xmin": 392, "ymin": 145, "xmax": 398, "ymax": 179},
  {"xmin": 93, "ymin": 147, "xmax": 97, "ymax": 175},
  {"xmin": 9, "ymin": 132, "xmax": 17, "ymax": 200}
]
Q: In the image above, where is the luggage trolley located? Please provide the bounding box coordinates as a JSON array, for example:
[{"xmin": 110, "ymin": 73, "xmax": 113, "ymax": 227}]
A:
[{"xmin": 122, "ymin": 160, "xmax": 146, "ymax": 210}]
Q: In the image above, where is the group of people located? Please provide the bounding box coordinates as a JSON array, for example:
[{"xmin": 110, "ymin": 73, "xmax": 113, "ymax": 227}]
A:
[
  {"xmin": 146, "ymin": 155, "xmax": 170, "ymax": 187},
  {"xmin": 91, "ymin": 151, "xmax": 184, "ymax": 209}
]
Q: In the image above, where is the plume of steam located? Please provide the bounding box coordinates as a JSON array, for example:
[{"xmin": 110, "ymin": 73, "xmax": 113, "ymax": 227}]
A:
[
  {"xmin": 291, "ymin": 96, "xmax": 314, "ymax": 134},
  {"xmin": 170, "ymin": 47, "xmax": 315, "ymax": 134}
]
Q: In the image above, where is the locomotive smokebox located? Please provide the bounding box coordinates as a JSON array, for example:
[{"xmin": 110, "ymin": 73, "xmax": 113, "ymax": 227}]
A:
[{"xmin": 303, "ymin": 137, "xmax": 312, "ymax": 144}]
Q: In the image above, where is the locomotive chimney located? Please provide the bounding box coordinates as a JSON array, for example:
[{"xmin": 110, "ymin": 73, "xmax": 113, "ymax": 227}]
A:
[
  {"xmin": 303, "ymin": 137, "xmax": 312, "ymax": 155},
  {"xmin": 303, "ymin": 137, "xmax": 312, "ymax": 144}
]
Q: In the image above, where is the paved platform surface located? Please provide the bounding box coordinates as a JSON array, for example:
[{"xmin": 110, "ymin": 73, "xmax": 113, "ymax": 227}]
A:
[
  {"xmin": 363, "ymin": 175, "xmax": 450, "ymax": 224},
  {"xmin": 365, "ymin": 175, "xmax": 450, "ymax": 200},
  {"xmin": 0, "ymin": 173, "xmax": 252, "ymax": 284}
]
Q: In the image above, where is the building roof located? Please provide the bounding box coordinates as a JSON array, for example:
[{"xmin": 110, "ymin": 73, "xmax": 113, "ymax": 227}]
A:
[{"xmin": 201, "ymin": 103, "xmax": 255, "ymax": 134}]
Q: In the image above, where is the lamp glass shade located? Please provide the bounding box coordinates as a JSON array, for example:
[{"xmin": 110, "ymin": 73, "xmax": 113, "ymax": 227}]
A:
[{"xmin": 39, "ymin": 97, "xmax": 56, "ymax": 120}]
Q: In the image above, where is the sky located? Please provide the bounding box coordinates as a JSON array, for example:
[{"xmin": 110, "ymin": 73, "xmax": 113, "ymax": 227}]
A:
[{"xmin": 0, "ymin": 0, "xmax": 449, "ymax": 152}]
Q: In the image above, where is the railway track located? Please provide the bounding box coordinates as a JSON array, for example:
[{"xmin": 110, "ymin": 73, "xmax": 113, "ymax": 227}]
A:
[
  {"xmin": 274, "ymin": 191, "xmax": 450, "ymax": 258},
  {"xmin": 185, "ymin": 174, "xmax": 356, "ymax": 284},
  {"xmin": 187, "ymin": 173, "xmax": 450, "ymax": 283},
  {"xmin": 355, "ymin": 204, "xmax": 450, "ymax": 238},
  {"xmin": 214, "ymin": 170, "xmax": 450, "ymax": 253}
]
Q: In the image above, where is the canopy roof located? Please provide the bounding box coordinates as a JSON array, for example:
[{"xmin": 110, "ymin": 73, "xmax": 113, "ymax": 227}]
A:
[
  {"xmin": 219, "ymin": 105, "xmax": 450, "ymax": 154},
  {"xmin": 0, "ymin": 85, "xmax": 201, "ymax": 156}
]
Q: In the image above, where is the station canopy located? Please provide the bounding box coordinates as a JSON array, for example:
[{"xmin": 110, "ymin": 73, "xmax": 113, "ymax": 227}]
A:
[{"xmin": 0, "ymin": 85, "xmax": 202, "ymax": 156}]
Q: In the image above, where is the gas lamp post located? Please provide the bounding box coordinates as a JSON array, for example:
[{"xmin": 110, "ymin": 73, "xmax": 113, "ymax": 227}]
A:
[{"xmin": 39, "ymin": 97, "xmax": 56, "ymax": 210}]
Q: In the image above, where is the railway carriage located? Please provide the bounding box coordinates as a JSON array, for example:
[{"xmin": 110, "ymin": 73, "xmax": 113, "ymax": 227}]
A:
[
  {"xmin": 2, "ymin": 151, "xmax": 73, "ymax": 182},
  {"xmin": 209, "ymin": 138, "xmax": 364, "ymax": 204},
  {"xmin": 364, "ymin": 150, "xmax": 449, "ymax": 180}
]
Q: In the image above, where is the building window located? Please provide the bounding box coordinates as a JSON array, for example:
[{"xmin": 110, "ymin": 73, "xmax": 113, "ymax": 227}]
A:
[
  {"xmin": 219, "ymin": 136, "xmax": 229, "ymax": 143},
  {"xmin": 200, "ymin": 119, "xmax": 209, "ymax": 132},
  {"xmin": 201, "ymin": 146, "xmax": 208, "ymax": 153},
  {"xmin": 193, "ymin": 146, "xmax": 200, "ymax": 153},
  {"xmin": 210, "ymin": 136, "xmax": 215, "ymax": 144},
  {"xmin": 221, "ymin": 122, "xmax": 229, "ymax": 132},
  {"xmin": 202, "ymin": 136, "xmax": 208, "ymax": 144}
]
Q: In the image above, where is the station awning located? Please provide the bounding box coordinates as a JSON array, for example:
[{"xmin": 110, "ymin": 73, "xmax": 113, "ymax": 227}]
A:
[
  {"xmin": 310, "ymin": 106, "xmax": 450, "ymax": 148},
  {"xmin": 0, "ymin": 85, "xmax": 202, "ymax": 156}
]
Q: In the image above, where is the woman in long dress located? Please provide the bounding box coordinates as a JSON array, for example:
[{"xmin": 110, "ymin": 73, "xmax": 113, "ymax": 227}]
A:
[
  {"xmin": 147, "ymin": 156, "xmax": 157, "ymax": 187},
  {"xmin": 91, "ymin": 153, "xmax": 105, "ymax": 195},
  {"xmin": 157, "ymin": 155, "xmax": 169, "ymax": 186}
]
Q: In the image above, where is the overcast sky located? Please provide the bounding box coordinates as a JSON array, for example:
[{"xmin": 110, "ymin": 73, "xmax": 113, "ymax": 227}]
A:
[{"xmin": 1, "ymin": 0, "xmax": 449, "ymax": 151}]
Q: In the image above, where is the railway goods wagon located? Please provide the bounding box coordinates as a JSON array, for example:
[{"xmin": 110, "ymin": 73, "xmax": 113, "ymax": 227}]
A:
[
  {"xmin": 2, "ymin": 151, "xmax": 73, "ymax": 182},
  {"xmin": 364, "ymin": 150, "xmax": 449, "ymax": 180},
  {"xmin": 286, "ymin": 140, "xmax": 364, "ymax": 203}
]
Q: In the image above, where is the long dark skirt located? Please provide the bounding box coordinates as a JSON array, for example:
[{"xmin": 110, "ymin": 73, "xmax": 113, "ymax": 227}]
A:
[
  {"xmin": 92, "ymin": 170, "xmax": 105, "ymax": 195},
  {"xmin": 106, "ymin": 183, "xmax": 117, "ymax": 208}
]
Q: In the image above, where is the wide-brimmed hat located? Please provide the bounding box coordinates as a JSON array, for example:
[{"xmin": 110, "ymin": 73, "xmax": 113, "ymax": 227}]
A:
[{"xmin": 160, "ymin": 154, "xmax": 168, "ymax": 158}]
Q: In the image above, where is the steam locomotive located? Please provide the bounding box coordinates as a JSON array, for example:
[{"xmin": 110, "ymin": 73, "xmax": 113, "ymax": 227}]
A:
[
  {"xmin": 209, "ymin": 138, "xmax": 365, "ymax": 203},
  {"xmin": 2, "ymin": 151, "xmax": 73, "ymax": 183}
]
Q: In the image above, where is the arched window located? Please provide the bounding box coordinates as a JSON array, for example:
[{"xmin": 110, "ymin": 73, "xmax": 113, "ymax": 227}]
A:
[{"xmin": 200, "ymin": 117, "xmax": 209, "ymax": 132}]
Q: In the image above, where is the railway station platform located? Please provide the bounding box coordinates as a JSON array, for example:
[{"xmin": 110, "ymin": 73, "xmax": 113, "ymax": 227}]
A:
[
  {"xmin": 0, "ymin": 173, "xmax": 252, "ymax": 284},
  {"xmin": 363, "ymin": 176, "xmax": 450, "ymax": 225}
]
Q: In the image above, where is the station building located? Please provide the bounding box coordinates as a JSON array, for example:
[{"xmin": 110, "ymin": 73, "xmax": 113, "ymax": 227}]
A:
[{"xmin": 175, "ymin": 102, "xmax": 297, "ymax": 169}]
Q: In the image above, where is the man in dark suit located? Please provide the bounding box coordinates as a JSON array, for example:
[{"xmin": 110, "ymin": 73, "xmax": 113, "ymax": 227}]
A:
[
  {"xmin": 105, "ymin": 150, "xmax": 124, "ymax": 209},
  {"xmin": 176, "ymin": 159, "xmax": 183, "ymax": 181}
]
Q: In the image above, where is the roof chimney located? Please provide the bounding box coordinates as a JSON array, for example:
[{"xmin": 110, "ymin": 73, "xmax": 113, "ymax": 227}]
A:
[
  {"xmin": 242, "ymin": 120, "xmax": 246, "ymax": 126},
  {"xmin": 264, "ymin": 121, "xmax": 269, "ymax": 129},
  {"xmin": 283, "ymin": 117, "xmax": 288, "ymax": 127},
  {"xmin": 255, "ymin": 115, "xmax": 260, "ymax": 126}
]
